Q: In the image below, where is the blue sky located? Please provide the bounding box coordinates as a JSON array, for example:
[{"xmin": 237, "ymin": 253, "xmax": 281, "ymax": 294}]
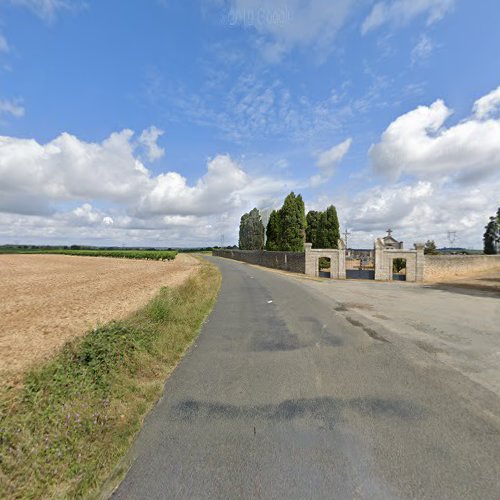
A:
[{"xmin": 0, "ymin": 0, "xmax": 499, "ymax": 248}]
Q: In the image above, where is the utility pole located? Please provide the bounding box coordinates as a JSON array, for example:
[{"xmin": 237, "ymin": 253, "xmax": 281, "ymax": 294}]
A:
[
  {"xmin": 343, "ymin": 229, "xmax": 351, "ymax": 248},
  {"xmin": 220, "ymin": 234, "xmax": 225, "ymax": 248}
]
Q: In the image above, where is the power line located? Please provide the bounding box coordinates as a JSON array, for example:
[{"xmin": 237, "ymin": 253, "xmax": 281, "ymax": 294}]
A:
[{"xmin": 446, "ymin": 231, "xmax": 457, "ymax": 247}]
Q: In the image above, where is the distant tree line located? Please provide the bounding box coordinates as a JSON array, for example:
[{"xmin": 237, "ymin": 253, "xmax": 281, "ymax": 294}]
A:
[
  {"xmin": 238, "ymin": 192, "xmax": 340, "ymax": 252},
  {"xmin": 483, "ymin": 207, "xmax": 500, "ymax": 255}
]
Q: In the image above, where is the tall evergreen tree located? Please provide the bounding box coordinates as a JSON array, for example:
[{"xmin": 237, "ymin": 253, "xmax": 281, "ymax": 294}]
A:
[
  {"xmin": 306, "ymin": 210, "xmax": 321, "ymax": 248},
  {"xmin": 317, "ymin": 205, "xmax": 340, "ymax": 249},
  {"xmin": 239, "ymin": 208, "xmax": 264, "ymax": 250},
  {"xmin": 497, "ymin": 208, "xmax": 500, "ymax": 249},
  {"xmin": 248, "ymin": 208, "xmax": 265, "ymax": 250},
  {"xmin": 265, "ymin": 209, "xmax": 281, "ymax": 251},
  {"xmin": 279, "ymin": 192, "xmax": 306, "ymax": 251},
  {"xmin": 238, "ymin": 212, "xmax": 250, "ymax": 249},
  {"xmin": 483, "ymin": 207, "xmax": 500, "ymax": 254}
]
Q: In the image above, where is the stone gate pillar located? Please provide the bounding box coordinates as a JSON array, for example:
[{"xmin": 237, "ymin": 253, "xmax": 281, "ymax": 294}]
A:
[
  {"xmin": 414, "ymin": 243, "xmax": 425, "ymax": 282},
  {"xmin": 338, "ymin": 238, "xmax": 346, "ymax": 279},
  {"xmin": 374, "ymin": 238, "xmax": 386, "ymax": 281},
  {"xmin": 304, "ymin": 243, "xmax": 315, "ymax": 276}
]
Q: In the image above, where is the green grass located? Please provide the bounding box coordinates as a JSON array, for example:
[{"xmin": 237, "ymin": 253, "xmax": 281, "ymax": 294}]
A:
[
  {"xmin": 0, "ymin": 248, "xmax": 177, "ymax": 261},
  {"xmin": 0, "ymin": 259, "xmax": 221, "ymax": 499}
]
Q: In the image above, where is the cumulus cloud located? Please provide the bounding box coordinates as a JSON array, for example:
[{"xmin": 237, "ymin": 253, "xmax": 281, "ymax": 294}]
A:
[
  {"xmin": 138, "ymin": 126, "xmax": 165, "ymax": 161},
  {"xmin": 138, "ymin": 154, "xmax": 248, "ymax": 216},
  {"xmin": 362, "ymin": 0, "xmax": 454, "ymax": 34},
  {"xmin": 0, "ymin": 128, "xmax": 293, "ymax": 245},
  {"xmin": 330, "ymin": 176, "xmax": 498, "ymax": 249},
  {"xmin": 473, "ymin": 85, "xmax": 500, "ymax": 119},
  {"xmin": 0, "ymin": 129, "xmax": 273, "ymax": 217},
  {"xmin": 0, "ymin": 99, "xmax": 25, "ymax": 118},
  {"xmin": 345, "ymin": 181, "xmax": 434, "ymax": 230},
  {"xmin": 0, "ymin": 130, "xmax": 150, "ymax": 207},
  {"xmin": 369, "ymin": 87, "xmax": 500, "ymax": 182}
]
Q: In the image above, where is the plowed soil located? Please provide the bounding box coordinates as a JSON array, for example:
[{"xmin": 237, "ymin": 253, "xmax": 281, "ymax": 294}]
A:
[{"xmin": 0, "ymin": 253, "xmax": 200, "ymax": 382}]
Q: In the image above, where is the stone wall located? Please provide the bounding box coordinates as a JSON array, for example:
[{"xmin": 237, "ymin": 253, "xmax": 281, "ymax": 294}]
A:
[
  {"xmin": 424, "ymin": 255, "xmax": 500, "ymax": 281},
  {"xmin": 212, "ymin": 249, "xmax": 305, "ymax": 273}
]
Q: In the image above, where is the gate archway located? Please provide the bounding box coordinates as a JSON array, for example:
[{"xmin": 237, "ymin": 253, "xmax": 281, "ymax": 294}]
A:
[{"xmin": 304, "ymin": 240, "xmax": 346, "ymax": 279}]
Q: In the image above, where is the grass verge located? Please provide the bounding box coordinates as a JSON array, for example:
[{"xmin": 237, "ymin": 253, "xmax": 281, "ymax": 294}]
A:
[{"xmin": 0, "ymin": 258, "xmax": 220, "ymax": 498}]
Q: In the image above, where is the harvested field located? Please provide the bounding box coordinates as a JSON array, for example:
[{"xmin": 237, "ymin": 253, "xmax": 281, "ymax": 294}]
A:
[{"xmin": 0, "ymin": 253, "xmax": 200, "ymax": 382}]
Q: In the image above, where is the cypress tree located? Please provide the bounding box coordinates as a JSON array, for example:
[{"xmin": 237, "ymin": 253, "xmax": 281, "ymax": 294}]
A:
[
  {"xmin": 317, "ymin": 205, "xmax": 340, "ymax": 249},
  {"xmin": 239, "ymin": 208, "xmax": 265, "ymax": 250},
  {"xmin": 484, "ymin": 208, "xmax": 500, "ymax": 254},
  {"xmin": 238, "ymin": 212, "xmax": 250, "ymax": 250},
  {"xmin": 265, "ymin": 210, "xmax": 281, "ymax": 251},
  {"xmin": 306, "ymin": 210, "xmax": 321, "ymax": 248},
  {"xmin": 247, "ymin": 208, "xmax": 265, "ymax": 250},
  {"xmin": 279, "ymin": 192, "xmax": 306, "ymax": 251}
]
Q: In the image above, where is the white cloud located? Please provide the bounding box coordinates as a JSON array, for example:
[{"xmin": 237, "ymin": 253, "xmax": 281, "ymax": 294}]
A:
[
  {"xmin": 330, "ymin": 177, "xmax": 499, "ymax": 249},
  {"xmin": 72, "ymin": 203, "xmax": 103, "ymax": 224},
  {"xmin": 0, "ymin": 130, "xmax": 150, "ymax": 210},
  {"xmin": 173, "ymin": 73, "xmax": 343, "ymax": 143},
  {"xmin": 0, "ymin": 128, "xmax": 293, "ymax": 245},
  {"xmin": 8, "ymin": 0, "xmax": 80, "ymax": 20},
  {"xmin": 362, "ymin": 0, "xmax": 454, "ymax": 34},
  {"xmin": 473, "ymin": 86, "xmax": 500, "ymax": 119},
  {"xmin": 310, "ymin": 138, "xmax": 352, "ymax": 187},
  {"xmin": 317, "ymin": 138, "xmax": 352, "ymax": 175},
  {"xmin": 369, "ymin": 88, "xmax": 500, "ymax": 182},
  {"xmin": 138, "ymin": 154, "xmax": 248, "ymax": 216},
  {"xmin": 0, "ymin": 129, "xmax": 262, "ymax": 216},
  {"xmin": 0, "ymin": 99, "xmax": 25, "ymax": 118},
  {"xmin": 138, "ymin": 126, "xmax": 165, "ymax": 161},
  {"xmin": 219, "ymin": 0, "xmax": 356, "ymax": 60},
  {"xmin": 0, "ymin": 35, "xmax": 10, "ymax": 53},
  {"xmin": 411, "ymin": 34, "xmax": 434, "ymax": 63}
]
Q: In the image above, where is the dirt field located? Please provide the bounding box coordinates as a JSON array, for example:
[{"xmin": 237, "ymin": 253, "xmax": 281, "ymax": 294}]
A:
[
  {"xmin": 0, "ymin": 253, "xmax": 200, "ymax": 382},
  {"xmin": 428, "ymin": 266, "xmax": 500, "ymax": 293}
]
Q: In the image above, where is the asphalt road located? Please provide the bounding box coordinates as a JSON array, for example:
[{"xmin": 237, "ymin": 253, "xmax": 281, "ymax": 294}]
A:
[{"xmin": 113, "ymin": 257, "xmax": 500, "ymax": 499}]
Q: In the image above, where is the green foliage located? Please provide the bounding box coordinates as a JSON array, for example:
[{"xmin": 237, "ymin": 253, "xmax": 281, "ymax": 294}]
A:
[
  {"xmin": 0, "ymin": 261, "xmax": 221, "ymax": 499},
  {"xmin": 306, "ymin": 210, "xmax": 321, "ymax": 247},
  {"xmin": 393, "ymin": 258, "xmax": 407, "ymax": 273},
  {"xmin": 278, "ymin": 192, "xmax": 306, "ymax": 252},
  {"xmin": 239, "ymin": 208, "xmax": 265, "ymax": 250},
  {"xmin": 263, "ymin": 195, "xmax": 341, "ymax": 252},
  {"xmin": 483, "ymin": 207, "xmax": 500, "ymax": 255},
  {"xmin": 316, "ymin": 205, "xmax": 340, "ymax": 249},
  {"xmin": 424, "ymin": 240, "xmax": 439, "ymax": 255},
  {"xmin": 318, "ymin": 257, "xmax": 331, "ymax": 270},
  {"xmin": 0, "ymin": 248, "xmax": 177, "ymax": 260},
  {"xmin": 265, "ymin": 210, "xmax": 281, "ymax": 251}
]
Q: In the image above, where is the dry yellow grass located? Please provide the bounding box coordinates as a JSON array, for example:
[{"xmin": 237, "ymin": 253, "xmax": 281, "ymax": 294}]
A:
[{"xmin": 0, "ymin": 253, "xmax": 199, "ymax": 382}]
